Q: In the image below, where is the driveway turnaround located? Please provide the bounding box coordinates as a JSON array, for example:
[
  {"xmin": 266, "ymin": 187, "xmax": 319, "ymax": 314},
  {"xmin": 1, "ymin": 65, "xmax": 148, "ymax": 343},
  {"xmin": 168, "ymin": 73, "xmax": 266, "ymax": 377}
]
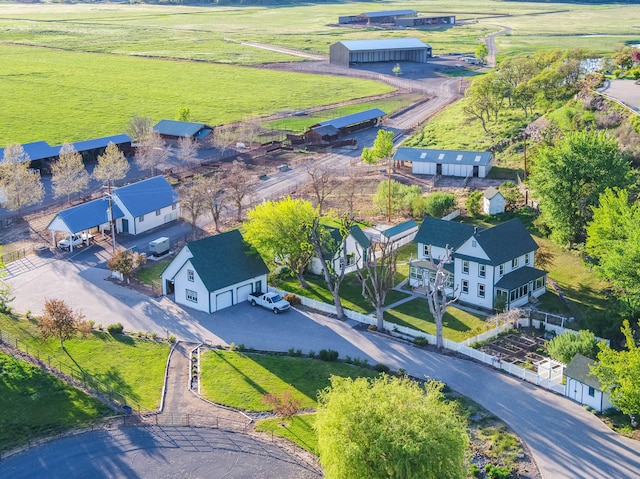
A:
[
  {"xmin": 6, "ymin": 259, "xmax": 640, "ymax": 479},
  {"xmin": 0, "ymin": 426, "xmax": 321, "ymax": 479}
]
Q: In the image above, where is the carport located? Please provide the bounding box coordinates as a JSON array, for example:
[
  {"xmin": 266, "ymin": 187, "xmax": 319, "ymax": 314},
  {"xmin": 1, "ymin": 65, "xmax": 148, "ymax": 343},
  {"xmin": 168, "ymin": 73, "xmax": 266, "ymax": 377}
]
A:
[{"xmin": 46, "ymin": 197, "xmax": 124, "ymax": 251}]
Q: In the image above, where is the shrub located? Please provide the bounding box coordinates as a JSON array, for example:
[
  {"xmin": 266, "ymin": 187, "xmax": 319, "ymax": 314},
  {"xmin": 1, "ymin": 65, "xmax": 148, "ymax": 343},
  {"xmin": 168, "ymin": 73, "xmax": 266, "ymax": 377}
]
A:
[
  {"xmin": 229, "ymin": 342, "xmax": 237, "ymax": 351},
  {"xmin": 88, "ymin": 320, "xmax": 95, "ymax": 328},
  {"xmin": 107, "ymin": 322, "xmax": 124, "ymax": 335},
  {"xmin": 485, "ymin": 464, "xmax": 512, "ymax": 479},
  {"xmin": 151, "ymin": 332, "xmax": 158, "ymax": 340},
  {"xmin": 284, "ymin": 293, "xmax": 301, "ymax": 305},
  {"xmin": 374, "ymin": 363, "xmax": 391, "ymax": 373},
  {"xmin": 237, "ymin": 343, "xmax": 245, "ymax": 351},
  {"xmin": 24, "ymin": 310, "xmax": 31, "ymax": 320},
  {"xmin": 465, "ymin": 190, "xmax": 484, "ymax": 217},
  {"xmin": 413, "ymin": 336, "xmax": 429, "ymax": 347},
  {"xmin": 308, "ymin": 350, "xmax": 315, "ymax": 359},
  {"xmin": 424, "ymin": 192, "xmax": 456, "ymax": 218},
  {"xmin": 288, "ymin": 347, "xmax": 302, "ymax": 357},
  {"xmin": 368, "ymin": 324, "xmax": 377, "ymax": 331},
  {"xmin": 168, "ymin": 334, "xmax": 177, "ymax": 344},
  {"xmin": 318, "ymin": 349, "xmax": 339, "ymax": 362},
  {"xmin": 397, "ymin": 368, "xmax": 406, "ymax": 376},
  {"xmin": 97, "ymin": 323, "xmax": 103, "ymax": 331},
  {"xmin": 547, "ymin": 329, "xmax": 599, "ymax": 364},
  {"xmin": 470, "ymin": 463, "xmax": 481, "ymax": 478}
]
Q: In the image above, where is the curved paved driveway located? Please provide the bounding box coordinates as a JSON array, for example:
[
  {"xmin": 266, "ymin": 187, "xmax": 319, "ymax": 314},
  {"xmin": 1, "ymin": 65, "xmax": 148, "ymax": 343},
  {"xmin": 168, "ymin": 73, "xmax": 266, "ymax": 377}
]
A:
[{"xmin": 6, "ymin": 260, "xmax": 640, "ymax": 478}]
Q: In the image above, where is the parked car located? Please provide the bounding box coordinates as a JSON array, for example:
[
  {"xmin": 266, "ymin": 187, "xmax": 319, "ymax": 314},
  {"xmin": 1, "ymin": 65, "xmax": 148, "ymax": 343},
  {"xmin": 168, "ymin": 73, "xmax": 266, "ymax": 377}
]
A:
[
  {"xmin": 249, "ymin": 291, "xmax": 290, "ymax": 314},
  {"xmin": 58, "ymin": 233, "xmax": 93, "ymax": 250}
]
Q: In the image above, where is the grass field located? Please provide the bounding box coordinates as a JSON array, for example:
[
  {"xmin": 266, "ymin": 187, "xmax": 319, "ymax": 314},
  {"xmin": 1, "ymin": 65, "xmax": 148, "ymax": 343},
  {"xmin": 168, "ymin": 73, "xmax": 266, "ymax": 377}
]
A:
[
  {"xmin": 0, "ymin": 314, "xmax": 170, "ymax": 410},
  {"xmin": 384, "ymin": 299, "xmax": 488, "ymax": 341},
  {"xmin": 199, "ymin": 349, "xmax": 378, "ymax": 411},
  {"xmin": 0, "ymin": 352, "xmax": 112, "ymax": 452},
  {"xmin": 2, "ymin": 1, "xmax": 639, "ymax": 144}
]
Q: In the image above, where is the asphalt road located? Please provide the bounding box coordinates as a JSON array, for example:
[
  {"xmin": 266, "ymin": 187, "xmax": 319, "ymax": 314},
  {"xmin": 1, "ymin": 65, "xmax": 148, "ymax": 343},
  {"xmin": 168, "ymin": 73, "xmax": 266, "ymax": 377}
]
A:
[{"xmin": 5, "ymin": 258, "xmax": 640, "ymax": 479}]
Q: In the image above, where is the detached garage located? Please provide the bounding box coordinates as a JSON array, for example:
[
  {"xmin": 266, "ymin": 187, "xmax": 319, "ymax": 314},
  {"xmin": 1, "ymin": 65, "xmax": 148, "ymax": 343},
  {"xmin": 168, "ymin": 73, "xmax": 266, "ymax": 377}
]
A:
[
  {"xmin": 394, "ymin": 147, "xmax": 494, "ymax": 178},
  {"xmin": 330, "ymin": 38, "xmax": 432, "ymax": 67},
  {"xmin": 161, "ymin": 230, "xmax": 269, "ymax": 314}
]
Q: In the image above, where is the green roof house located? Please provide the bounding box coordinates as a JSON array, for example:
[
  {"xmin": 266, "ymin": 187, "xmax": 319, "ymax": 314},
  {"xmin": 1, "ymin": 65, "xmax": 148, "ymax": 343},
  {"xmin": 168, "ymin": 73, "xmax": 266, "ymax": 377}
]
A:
[
  {"xmin": 161, "ymin": 230, "xmax": 269, "ymax": 313},
  {"xmin": 410, "ymin": 217, "xmax": 546, "ymax": 310}
]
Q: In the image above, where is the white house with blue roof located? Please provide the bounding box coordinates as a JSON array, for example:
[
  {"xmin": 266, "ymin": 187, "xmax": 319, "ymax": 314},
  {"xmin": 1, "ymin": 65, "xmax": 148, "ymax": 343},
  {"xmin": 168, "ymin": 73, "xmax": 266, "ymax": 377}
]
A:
[
  {"xmin": 410, "ymin": 217, "xmax": 546, "ymax": 310},
  {"xmin": 112, "ymin": 176, "xmax": 179, "ymax": 235},
  {"xmin": 394, "ymin": 147, "xmax": 493, "ymax": 178}
]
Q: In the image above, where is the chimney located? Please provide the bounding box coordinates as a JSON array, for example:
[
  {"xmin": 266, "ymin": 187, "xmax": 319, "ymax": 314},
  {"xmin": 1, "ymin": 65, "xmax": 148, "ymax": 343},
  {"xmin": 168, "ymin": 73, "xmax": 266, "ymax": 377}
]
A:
[{"xmin": 473, "ymin": 227, "xmax": 478, "ymax": 235}]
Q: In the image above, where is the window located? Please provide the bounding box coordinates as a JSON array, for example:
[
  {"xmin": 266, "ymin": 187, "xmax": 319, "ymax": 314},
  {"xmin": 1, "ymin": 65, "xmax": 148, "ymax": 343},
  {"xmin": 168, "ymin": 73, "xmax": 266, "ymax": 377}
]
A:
[
  {"xmin": 472, "ymin": 240, "xmax": 477, "ymax": 248},
  {"xmin": 588, "ymin": 386, "xmax": 595, "ymax": 397},
  {"xmin": 478, "ymin": 284, "xmax": 485, "ymax": 298},
  {"xmin": 187, "ymin": 269, "xmax": 194, "ymax": 282},
  {"xmin": 462, "ymin": 260, "xmax": 469, "ymax": 274},
  {"xmin": 422, "ymin": 245, "xmax": 430, "ymax": 258},
  {"xmin": 255, "ymin": 280, "xmax": 262, "ymax": 293},
  {"xmin": 156, "ymin": 209, "xmax": 161, "ymax": 216},
  {"xmin": 462, "ymin": 280, "xmax": 469, "ymax": 294},
  {"xmin": 478, "ymin": 264, "xmax": 486, "ymax": 278},
  {"xmin": 512, "ymin": 257, "xmax": 519, "ymax": 268},
  {"xmin": 499, "ymin": 264, "xmax": 504, "ymax": 276},
  {"xmin": 525, "ymin": 253, "xmax": 530, "ymax": 265},
  {"xmin": 535, "ymin": 277, "xmax": 545, "ymax": 290},
  {"xmin": 410, "ymin": 266, "xmax": 422, "ymax": 280},
  {"xmin": 172, "ymin": 204, "xmax": 177, "ymax": 211},
  {"xmin": 138, "ymin": 215, "xmax": 145, "ymax": 222},
  {"xmin": 186, "ymin": 289, "xmax": 197, "ymax": 302},
  {"xmin": 346, "ymin": 253, "xmax": 356, "ymax": 267}
]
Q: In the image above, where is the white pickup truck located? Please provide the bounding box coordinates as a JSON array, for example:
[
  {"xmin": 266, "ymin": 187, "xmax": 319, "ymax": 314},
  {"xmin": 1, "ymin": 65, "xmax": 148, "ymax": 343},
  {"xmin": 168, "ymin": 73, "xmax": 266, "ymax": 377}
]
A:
[
  {"xmin": 58, "ymin": 233, "xmax": 94, "ymax": 250},
  {"xmin": 249, "ymin": 291, "xmax": 290, "ymax": 314}
]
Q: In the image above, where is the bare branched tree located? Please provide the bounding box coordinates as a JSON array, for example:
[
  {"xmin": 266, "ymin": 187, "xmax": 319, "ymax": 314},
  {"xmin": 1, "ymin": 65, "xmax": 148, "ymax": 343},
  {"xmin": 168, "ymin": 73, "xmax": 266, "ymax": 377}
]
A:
[
  {"xmin": 177, "ymin": 136, "xmax": 199, "ymax": 171},
  {"xmin": 240, "ymin": 115, "xmax": 261, "ymax": 149},
  {"xmin": 423, "ymin": 246, "xmax": 460, "ymax": 351},
  {"xmin": 309, "ymin": 215, "xmax": 354, "ymax": 319},
  {"xmin": 136, "ymin": 130, "xmax": 169, "ymax": 176},
  {"xmin": 226, "ymin": 160, "xmax": 253, "ymax": 222},
  {"xmin": 356, "ymin": 238, "xmax": 399, "ymax": 331},
  {"xmin": 340, "ymin": 167, "xmax": 359, "ymax": 219},
  {"xmin": 204, "ymin": 172, "xmax": 227, "ymax": 233},
  {"xmin": 211, "ymin": 124, "xmax": 237, "ymax": 161},
  {"xmin": 178, "ymin": 175, "xmax": 210, "ymax": 238},
  {"xmin": 0, "ymin": 144, "xmax": 45, "ymax": 215},
  {"xmin": 307, "ymin": 161, "xmax": 335, "ymax": 215},
  {"xmin": 127, "ymin": 114, "xmax": 154, "ymax": 143},
  {"xmin": 51, "ymin": 143, "xmax": 89, "ymax": 204}
]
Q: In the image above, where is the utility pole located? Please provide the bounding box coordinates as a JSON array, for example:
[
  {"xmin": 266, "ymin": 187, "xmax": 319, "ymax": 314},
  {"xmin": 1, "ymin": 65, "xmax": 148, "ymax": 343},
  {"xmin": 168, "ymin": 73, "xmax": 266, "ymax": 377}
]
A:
[
  {"xmin": 387, "ymin": 157, "xmax": 391, "ymax": 223},
  {"xmin": 107, "ymin": 180, "xmax": 116, "ymax": 253},
  {"xmin": 523, "ymin": 130, "xmax": 528, "ymax": 182}
]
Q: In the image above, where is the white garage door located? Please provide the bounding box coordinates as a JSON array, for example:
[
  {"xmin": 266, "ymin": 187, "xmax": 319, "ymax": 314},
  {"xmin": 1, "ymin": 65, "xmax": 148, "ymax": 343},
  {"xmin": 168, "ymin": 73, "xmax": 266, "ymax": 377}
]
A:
[
  {"xmin": 216, "ymin": 290, "xmax": 233, "ymax": 311},
  {"xmin": 236, "ymin": 284, "xmax": 252, "ymax": 303}
]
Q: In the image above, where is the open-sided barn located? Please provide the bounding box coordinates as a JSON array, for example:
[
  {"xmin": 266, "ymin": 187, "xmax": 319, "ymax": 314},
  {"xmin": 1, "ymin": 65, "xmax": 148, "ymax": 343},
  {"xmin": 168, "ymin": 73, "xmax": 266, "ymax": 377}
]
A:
[
  {"xmin": 153, "ymin": 120, "xmax": 213, "ymax": 142},
  {"xmin": 395, "ymin": 15, "xmax": 456, "ymax": 27},
  {"xmin": 330, "ymin": 38, "xmax": 432, "ymax": 67},
  {"xmin": 394, "ymin": 147, "xmax": 493, "ymax": 178},
  {"xmin": 305, "ymin": 108, "xmax": 385, "ymax": 144}
]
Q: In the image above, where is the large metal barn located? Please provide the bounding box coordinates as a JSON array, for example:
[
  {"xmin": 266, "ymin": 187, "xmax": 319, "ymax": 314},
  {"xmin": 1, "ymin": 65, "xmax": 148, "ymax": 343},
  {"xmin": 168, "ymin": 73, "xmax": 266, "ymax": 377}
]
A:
[{"xmin": 329, "ymin": 39, "xmax": 432, "ymax": 67}]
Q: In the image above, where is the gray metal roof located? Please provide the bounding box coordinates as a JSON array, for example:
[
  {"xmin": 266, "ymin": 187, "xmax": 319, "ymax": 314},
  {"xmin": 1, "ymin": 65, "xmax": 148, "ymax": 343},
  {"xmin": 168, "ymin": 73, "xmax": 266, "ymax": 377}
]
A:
[
  {"xmin": 394, "ymin": 147, "xmax": 492, "ymax": 166},
  {"xmin": 484, "ymin": 186, "xmax": 503, "ymax": 200},
  {"xmin": 565, "ymin": 354, "xmax": 603, "ymax": 390},
  {"xmin": 361, "ymin": 10, "xmax": 417, "ymax": 18},
  {"xmin": 65, "ymin": 134, "xmax": 132, "ymax": 154},
  {"xmin": 113, "ymin": 176, "xmax": 178, "ymax": 218},
  {"xmin": 317, "ymin": 108, "xmax": 386, "ymax": 130},
  {"xmin": 338, "ymin": 38, "xmax": 430, "ymax": 52},
  {"xmin": 494, "ymin": 266, "xmax": 546, "ymax": 290},
  {"xmin": 381, "ymin": 219, "xmax": 418, "ymax": 239},
  {"xmin": 414, "ymin": 217, "xmax": 477, "ymax": 250},
  {"xmin": 47, "ymin": 197, "xmax": 124, "ymax": 233},
  {"xmin": 473, "ymin": 219, "xmax": 539, "ymax": 266},
  {"xmin": 153, "ymin": 120, "xmax": 212, "ymax": 138}
]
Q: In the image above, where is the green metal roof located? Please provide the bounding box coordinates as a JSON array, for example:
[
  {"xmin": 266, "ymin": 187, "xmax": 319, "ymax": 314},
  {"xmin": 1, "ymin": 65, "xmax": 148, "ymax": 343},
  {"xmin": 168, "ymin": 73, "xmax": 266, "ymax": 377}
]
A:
[
  {"xmin": 381, "ymin": 220, "xmax": 418, "ymax": 239},
  {"xmin": 185, "ymin": 230, "xmax": 269, "ymax": 292},
  {"xmin": 494, "ymin": 266, "xmax": 545, "ymax": 290},
  {"xmin": 565, "ymin": 354, "xmax": 603, "ymax": 390},
  {"xmin": 474, "ymin": 219, "xmax": 539, "ymax": 266},
  {"xmin": 414, "ymin": 217, "xmax": 477, "ymax": 250}
]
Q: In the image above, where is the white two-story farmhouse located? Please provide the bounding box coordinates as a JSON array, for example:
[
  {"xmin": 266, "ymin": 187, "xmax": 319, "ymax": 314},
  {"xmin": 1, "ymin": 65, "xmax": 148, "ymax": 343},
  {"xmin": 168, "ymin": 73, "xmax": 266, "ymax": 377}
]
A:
[{"xmin": 409, "ymin": 217, "xmax": 546, "ymax": 310}]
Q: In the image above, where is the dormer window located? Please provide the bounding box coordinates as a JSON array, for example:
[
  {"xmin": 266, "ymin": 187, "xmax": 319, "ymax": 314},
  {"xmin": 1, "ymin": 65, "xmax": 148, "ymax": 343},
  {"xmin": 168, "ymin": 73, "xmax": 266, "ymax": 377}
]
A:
[
  {"xmin": 499, "ymin": 264, "xmax": 504, "ymax": 276},
  {"xmin": 525, "ymin": 253, "xmax": 530, "ymax": 265},
  {"xmin": 512, "ymin": 258, "xmax": 519, "ymax": 268},
  {"xmin": 422, "ymin": 245, "xmax": 430, "ymax": 259}
]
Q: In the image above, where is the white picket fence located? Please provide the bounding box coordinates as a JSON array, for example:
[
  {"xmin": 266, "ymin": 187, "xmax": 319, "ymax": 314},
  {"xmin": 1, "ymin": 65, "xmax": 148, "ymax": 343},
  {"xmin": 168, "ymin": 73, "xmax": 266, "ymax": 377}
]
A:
[{"xmin": 270, "ymin": 287, "xmax": 567, "ymax": 395}]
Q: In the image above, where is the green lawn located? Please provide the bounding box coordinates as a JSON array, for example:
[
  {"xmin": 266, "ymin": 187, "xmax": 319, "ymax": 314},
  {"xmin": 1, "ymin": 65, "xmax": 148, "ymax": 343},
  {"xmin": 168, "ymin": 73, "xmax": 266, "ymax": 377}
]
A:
[
  {"xmin": 255, "ymin": 414, "xmax": 318, "ymax": 453},
  {"xmin": 199, "ymin": 350, "xmax": 378, "ymax": 412},
  {"xmin": 133, "ymin": 257, "xmax": 172, "ymax": 285},
  {"xmin": 0, "ymin": 314, "xmax": 170, "ymax": 410},
  {"xmin": 0, "ymin": 352, "xmax": 112, "ymax": 452},
  {"xmin": 277, "ymin": 272, "xmax": 410, "ymax": 315},
  {"xmin": 0, "ymin": 44, "xmax": 393, "ymax": 145},
  {"xmin": 384, "ymin": 298, "xmax": 488, "ymax": 342}
]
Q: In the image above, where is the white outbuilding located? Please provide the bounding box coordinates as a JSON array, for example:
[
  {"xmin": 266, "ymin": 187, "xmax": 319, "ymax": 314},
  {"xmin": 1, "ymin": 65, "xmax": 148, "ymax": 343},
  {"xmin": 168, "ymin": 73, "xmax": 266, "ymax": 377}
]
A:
[{"xmin": 394, "ymin": 147, "xmax": 493, "ymax": 178}]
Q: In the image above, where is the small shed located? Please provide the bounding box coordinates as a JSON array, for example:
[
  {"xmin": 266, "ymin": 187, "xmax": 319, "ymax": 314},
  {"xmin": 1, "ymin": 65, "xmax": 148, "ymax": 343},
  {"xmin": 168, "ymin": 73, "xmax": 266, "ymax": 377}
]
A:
[
  {"xmin": 330, "ymin": 39, "xmax": 432, "ymax": 67},
  {"xmin": 483, "ymin": 187, "xmax": 505, "ymax": 215},
  {"xmin": 564, "ymin": 354, "xmax": 613, "ymax": 412},
  {"xmin": 394, "ymin": 147, "xmax": 493, "ymax": 178}
]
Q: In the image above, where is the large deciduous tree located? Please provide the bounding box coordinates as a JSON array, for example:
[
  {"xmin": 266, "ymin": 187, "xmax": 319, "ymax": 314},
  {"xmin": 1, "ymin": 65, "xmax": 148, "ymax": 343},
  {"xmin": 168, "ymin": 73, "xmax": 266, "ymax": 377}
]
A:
[
  {"xmin": 591, "ymin": 320, "xmax": 640, "ymax": 422},
  {"xmin": 93, "ymin": 142, "xmax": 130, "ymax": 186},
  {"xmin": 203, "ymin": 172, "xmax": 227, "ymax": 233},
  {"xmin": 0, "ymin": 144, "xmax": 45, "ymax": 215},
  {"xmin": 177, "ymin": 136, "xmax": 199, "ymax": 170},
  {"xmin": 127, "ymin": 114, "xmax": 153, "ymax": 143},
  {"xmin": 307, "ymin": 161, "xmax": 335, "ymax": 215},
  {"xmin": 547, "ymin": 329, "xmax": 599, "ymax": 364},
  {"xmin": 39, "ymin": 298, "xmax": 85, "ymax": 349},
  {"xmin": 107, "ymin": 249, "xmax": 147, "ymax": 282},
  {"xmin": 244, "ymin": 197, "xmax": 317, "ymax": 287},
  {"xmin": 529, "ymin": 131, "xmax": 633, "ymax": 248},
  {"xmin": 586, "ymin": 188, "xmax": 640, "ymax": 315},
  {"xmin": 226, "ymin": 160, "xmax": 252, "ymax": 222},
  {"xmin": 51, "ymin": 143, "xmax": 90, "ymax": 203},
  {"xmin": 356, "ymin": 237, "xmax": 398, "ymax": 331},
  {"xmin": 363, "ymin": 129, "xmax": 394, "ymax": 220},
  {"xmin": 178, "ymin": 175, "xmax": 210, "ymax": 238},
  {"xmin": 315, "ymin": 375, "xmax": 469, "ymax": 479}
]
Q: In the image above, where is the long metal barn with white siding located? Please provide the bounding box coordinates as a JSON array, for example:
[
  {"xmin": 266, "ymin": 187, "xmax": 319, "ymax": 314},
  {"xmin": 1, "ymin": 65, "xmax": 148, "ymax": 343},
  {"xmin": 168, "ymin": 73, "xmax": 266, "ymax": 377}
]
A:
[
  {"xmin": 394, "ymin": 147, "xmax": 494, "ymax": 178},
  {"xmin": 329, "ymin": 38, "xmax": 432, "ymax": 67}
]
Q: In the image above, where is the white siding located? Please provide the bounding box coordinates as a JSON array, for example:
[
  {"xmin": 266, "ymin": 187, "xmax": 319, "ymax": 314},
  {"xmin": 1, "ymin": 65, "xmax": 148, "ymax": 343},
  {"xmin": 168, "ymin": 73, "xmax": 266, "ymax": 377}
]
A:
[
  {"xmin": 455, "ymin": 258, "xmax": 493, "ymax": 310},
  {"xmin": 308, "ymin": 234, "xmax": 365, "ymax": 275},
  {"xmin": 172, "ymin": 259, "xmax": 210, "ymax": 313},
  {"xmin": 209, "ymin": 274, "xmax": 267, "ymax": 313},
  {"xmin": 161, "ymin": 246, "xmax": 193, "ymax": 295},
  {"xmin": 114, "ymin": 200, "xmax": 179, "ymax": 236},
  {"xmin": 565, "ymin": 378, "xmax": 613, "ymax": 412},
  {"xmin": 483, "ymin": 194, "xmax": 505, "ymax": 215}
]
